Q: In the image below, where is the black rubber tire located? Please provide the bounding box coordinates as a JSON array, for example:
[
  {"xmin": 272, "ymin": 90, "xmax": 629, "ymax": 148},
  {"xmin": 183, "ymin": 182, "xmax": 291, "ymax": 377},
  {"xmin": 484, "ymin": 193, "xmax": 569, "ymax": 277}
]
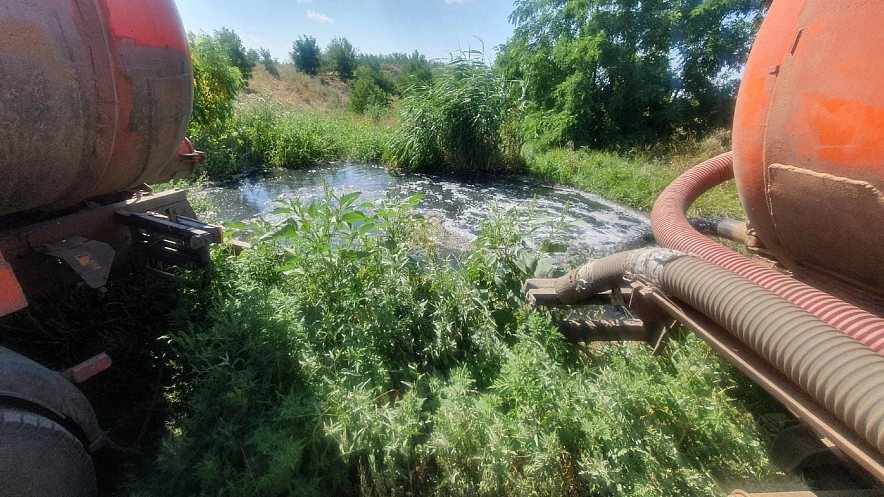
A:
[{"xmin": 0, "ymin": 407, "xmax": 97, "ymax": 497}]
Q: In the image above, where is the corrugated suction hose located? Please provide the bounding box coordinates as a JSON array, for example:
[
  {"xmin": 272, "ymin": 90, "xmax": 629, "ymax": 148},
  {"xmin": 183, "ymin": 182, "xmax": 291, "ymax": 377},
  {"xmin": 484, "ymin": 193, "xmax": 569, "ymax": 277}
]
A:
[
  {"xmin": 651, "ymin": 152, "xmax": 884, "ymax": 354},
  {"xmin": 556, "ymin": 249, "xmax": 884, "ymax": 453}
]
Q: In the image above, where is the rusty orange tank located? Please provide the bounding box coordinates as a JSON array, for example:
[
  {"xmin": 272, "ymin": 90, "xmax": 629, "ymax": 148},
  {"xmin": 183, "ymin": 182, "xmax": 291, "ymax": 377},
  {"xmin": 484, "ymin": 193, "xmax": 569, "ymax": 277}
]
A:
[
  {"xmin": 0, "ymin": 0, "xmax": 194, "ymax": 217},
  {"xmin": 732, "ymin": 0, "xmax": 884, "ymax": 303}
]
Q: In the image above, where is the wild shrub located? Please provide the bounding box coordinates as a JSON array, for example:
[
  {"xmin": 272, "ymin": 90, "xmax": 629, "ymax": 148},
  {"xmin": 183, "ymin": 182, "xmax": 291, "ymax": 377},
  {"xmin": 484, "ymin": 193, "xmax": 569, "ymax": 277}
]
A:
[
  {"xmin": 325, "ymin": 37, "xmax": 358, "ymax": 82},
  {"xmin": 397, "ymin": 50, "xmax": 434, "ymax": 96},
  {"xmin": 291, "ymin": 35, "xmax": 322, "ymax": 76},
  {"xmin": 349, "ymin": 65, "xmax": 395, "ymax": 116},
  {"xmin": 386, "ymin": 51, "xmax": 524, "ymax": 174},
  {"xmin": 349, "ymin": 76, "xmax": 390, "ymax": 115},
  {"xmin": 499, "ymin": 0, "xmax": 764, "ymax": 147},
  {"xmin": 188, "ymin": 32, "xmax": 244, "ymax": 133},
  {"xmin": 258, "ymin": 48, "xmax": 280, "ymax": 78}
]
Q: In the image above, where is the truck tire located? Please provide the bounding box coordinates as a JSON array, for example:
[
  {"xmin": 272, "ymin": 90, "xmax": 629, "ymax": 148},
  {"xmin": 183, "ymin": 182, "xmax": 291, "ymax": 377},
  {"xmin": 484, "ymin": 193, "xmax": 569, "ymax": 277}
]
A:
[{"xmin": 0, "ymin": 407, "xmax": 97, "ymax": 497}]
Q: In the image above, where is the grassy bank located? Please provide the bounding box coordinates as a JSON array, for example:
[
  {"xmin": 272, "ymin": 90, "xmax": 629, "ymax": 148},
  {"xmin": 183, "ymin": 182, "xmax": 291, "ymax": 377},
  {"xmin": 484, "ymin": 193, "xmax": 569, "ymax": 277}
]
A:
[
  {"xmin": 89, "ymin": 63, "xmax": 797, "ymax": 495},
  {"xmin": 191, "ymin": 101, "xmax": 393, "ymax": 178},
  {"xmin": 524, "ymin": 130, "xmax": 744, "ymax": 218},
  {"xmin": 148, "ymin": 196, "xmax": 789, "ymax": 494},
  {"xmin": 192, "ymin": 64, "xmax": 743, "ymax": 224},
  {"xmin": 190, "ymin": 100, "xmax": 744, "ymax": 223}
]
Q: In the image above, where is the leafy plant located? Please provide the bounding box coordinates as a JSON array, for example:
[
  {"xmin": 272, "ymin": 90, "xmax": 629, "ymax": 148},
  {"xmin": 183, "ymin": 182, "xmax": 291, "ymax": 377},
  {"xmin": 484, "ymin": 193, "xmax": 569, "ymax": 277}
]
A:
[
  {"xmin": 499, "ymin": 0, "xmax": 767, "ymax": 147},
  {"xmin": 349, "ymin": 73, "xmax": 390, "ymax": 115},
  {"xmin": 397, "ymin": 50, "xmax": 435, "ymax": 95},
  {"xmin": 213, "ymin": 27, "xmax": 254, "ymax": 83},
  {"xmin": 190, "ymin": 103, "xmax": 393, "ymax": 177},
  {"xmin": 189, "ymin": 31, "xmax": 245, "ymax": 132},
  {"xmin": 259, "ymin": 47, "xmax": 280, "ymax": 78},
  {"xmin": 4, "ymin": 188, "xmax": 789, "ymax": 496}
]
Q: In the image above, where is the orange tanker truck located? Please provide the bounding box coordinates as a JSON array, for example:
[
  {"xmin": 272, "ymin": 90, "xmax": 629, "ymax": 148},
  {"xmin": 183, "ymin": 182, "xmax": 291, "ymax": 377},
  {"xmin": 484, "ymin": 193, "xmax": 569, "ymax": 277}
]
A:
[{"xmin": 0, "ymin": 0, "xmax": 218, "ymax": 495}]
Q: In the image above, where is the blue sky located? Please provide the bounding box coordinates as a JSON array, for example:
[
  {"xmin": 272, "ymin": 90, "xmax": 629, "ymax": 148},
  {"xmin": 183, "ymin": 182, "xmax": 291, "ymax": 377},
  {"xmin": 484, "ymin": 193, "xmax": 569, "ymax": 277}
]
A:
[{"xmin": 174, "ymin": 0, "xmax": 516, "ymax": 63}]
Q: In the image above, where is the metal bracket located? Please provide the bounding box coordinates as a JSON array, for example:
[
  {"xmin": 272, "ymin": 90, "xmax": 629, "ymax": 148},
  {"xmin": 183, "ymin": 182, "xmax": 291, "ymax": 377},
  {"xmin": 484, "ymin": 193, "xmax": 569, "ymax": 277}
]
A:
[
  {"xmin": 36, "ymin": 237, "xmax": 115, "ymax": 289},
  {"xmin": 117, "ymin": 211, "xmax": 222, "ymax": 271},
  {"xmin": 525, "ymin": 277, "xmax": 674, "ymax": 353}
]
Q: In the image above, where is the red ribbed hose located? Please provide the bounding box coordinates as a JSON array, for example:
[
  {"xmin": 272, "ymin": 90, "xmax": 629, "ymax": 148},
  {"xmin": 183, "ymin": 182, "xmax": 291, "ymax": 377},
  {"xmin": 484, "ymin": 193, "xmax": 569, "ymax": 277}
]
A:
[{"xmin": 651, "ymin": 152, "xmax": 884, "ymax": 354}]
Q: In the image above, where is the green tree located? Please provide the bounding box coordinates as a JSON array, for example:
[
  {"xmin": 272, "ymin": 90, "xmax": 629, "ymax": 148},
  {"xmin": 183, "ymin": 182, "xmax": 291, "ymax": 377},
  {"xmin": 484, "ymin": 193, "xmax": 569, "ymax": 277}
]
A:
[
  {"xmin": 349, "ymin": 76, "xmax": 390, "ymax": 115},
  {"xmin": 354, "ymin": 64, "xmax": 396, "ymax": 95},
  {"xmin": 246, "ymin": 48, "xmax": 259, "ymax": 65},
  {"xmin": 188, "ymin": 31, "xmax": 244, "ymax": 131},
  {"xmin": 259, "ymin": 48, "xmax": 280, "ymax": 78},
  {"xmin": 291, "ymin": 35, "xmax": 322, "ymax": 76},
  {"xmin": 398, "ymin": 50, "xmax": 434, "ymax": 95},
  {"xmin": 500, "ymin": 0, "xmax": 766, "ymax": 147},
  {"xmin": 349, "ymin": 65, "xmax": 395, "ymax": 115},
  {"xmin": 214, "ymin": 27, "xmax": 254, "ymax": 82},
  {"xmin": 326, "ymin": 36, "xmax": 358, "ymax": 82}
]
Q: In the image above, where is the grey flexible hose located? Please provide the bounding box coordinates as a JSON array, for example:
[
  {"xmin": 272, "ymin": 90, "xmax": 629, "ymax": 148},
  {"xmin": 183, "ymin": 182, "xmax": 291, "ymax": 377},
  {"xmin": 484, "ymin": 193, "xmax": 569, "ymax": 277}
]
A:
[{"xmin": 556, "ymin": 249, "xmax": 884, "ymax": 453}]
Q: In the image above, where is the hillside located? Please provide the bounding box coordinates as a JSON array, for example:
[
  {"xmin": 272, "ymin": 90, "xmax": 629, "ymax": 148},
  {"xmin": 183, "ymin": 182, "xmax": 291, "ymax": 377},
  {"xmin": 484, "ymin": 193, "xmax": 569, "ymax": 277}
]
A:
[{"xmin": 244, "ymin": 63, "xmax": 351, "ymax": 112}]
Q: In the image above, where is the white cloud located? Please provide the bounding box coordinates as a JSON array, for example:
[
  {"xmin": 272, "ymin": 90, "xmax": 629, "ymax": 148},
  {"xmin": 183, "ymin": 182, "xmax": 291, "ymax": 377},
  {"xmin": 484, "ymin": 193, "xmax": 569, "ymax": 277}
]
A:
[
  {"xmin": 307, "ymin": 9, "xmax": 333, "ymax": 23},
  {"xmin": 445, "ymin": 0, "xmax": 474, "ymax": 4}
]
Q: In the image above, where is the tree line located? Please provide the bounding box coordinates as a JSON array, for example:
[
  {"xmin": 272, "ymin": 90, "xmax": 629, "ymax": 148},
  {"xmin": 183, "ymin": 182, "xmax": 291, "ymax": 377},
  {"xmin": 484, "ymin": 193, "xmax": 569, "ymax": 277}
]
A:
[
  {"xmin": 188, "ymin": 28, "xmax": 437, "ymax": 130},
  {"xmin": 498, "ymin": 0, "xmax": 771, "ymax": 148},
  {"xmin": 190, "ymin": 0, "xmax": 771, "ymax": 167},
  {"xmin": 290, "ymin": 35, "xmax": 436, "ymax": 115}
]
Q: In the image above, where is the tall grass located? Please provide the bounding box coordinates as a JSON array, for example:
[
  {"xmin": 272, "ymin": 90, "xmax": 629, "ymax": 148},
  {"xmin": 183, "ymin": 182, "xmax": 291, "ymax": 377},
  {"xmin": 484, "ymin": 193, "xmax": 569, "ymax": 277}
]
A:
[
  {"xmin": 109, "ymin": 192, "xmax": 790, "ymax": 496},
  {"xmin": 189, "ymin": 101, "xmax": 393, "ymax": 178},
  {"xmin": 387, "ymin": 52, "xmax": 523, "ymax": 174}
]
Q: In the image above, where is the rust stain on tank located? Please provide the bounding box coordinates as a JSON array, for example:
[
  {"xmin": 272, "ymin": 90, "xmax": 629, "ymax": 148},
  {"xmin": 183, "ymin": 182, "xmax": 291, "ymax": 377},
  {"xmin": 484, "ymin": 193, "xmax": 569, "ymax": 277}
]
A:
[
  {"xmin": 0, "ymin": 0, "xmax": 194, "ymax": 216},
  {"xmin": 0, "ymin": 15, "xmax": 87, "ymax": 214},
  {"xmin": 768, "ymin": 164, "xmax": 884, "ymax": 294}
]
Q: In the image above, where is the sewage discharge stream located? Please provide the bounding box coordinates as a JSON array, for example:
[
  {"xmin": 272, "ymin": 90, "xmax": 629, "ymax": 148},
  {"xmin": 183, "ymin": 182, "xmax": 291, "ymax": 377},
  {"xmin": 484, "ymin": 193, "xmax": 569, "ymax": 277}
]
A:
[{"xmin": 201, "ymin": 163, "xmax": 650, "ymax": 262}]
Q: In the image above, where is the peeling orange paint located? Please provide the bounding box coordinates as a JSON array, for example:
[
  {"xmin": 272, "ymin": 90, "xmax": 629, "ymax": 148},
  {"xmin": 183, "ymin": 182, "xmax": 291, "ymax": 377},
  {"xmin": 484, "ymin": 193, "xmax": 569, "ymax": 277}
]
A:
[
  {"xmin": 0, "ymin": 251, "xmax": 27, "ymax": 317},
  {"xmin": 103, "ymin": 0, "xmax": 188, "ymax": 51}
]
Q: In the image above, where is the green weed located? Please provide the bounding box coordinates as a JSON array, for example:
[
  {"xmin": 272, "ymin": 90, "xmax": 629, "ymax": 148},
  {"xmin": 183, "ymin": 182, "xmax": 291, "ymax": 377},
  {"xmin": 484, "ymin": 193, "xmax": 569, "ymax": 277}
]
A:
[
  {"xmin": 386, "ymin": 51, "xmax": 524, "ymax": 174},
  {"xmin": 124, "ymin": 192, "xmax": 786, "ymax": 496}
]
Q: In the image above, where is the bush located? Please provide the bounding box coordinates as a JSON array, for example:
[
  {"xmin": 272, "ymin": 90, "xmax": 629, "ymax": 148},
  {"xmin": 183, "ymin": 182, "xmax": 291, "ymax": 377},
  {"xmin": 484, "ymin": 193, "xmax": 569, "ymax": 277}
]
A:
[
  {"xmin": 188, "ymin": 32, "xmax": 244, "ymax": 132},
  {"xmin": 349, "ymin": 76, "xmax": 390, "ymax": 115},
  {"xmin": 397, "ymin": 50, "xmax": 434, "ymax": 95},
  {"xmin": 126, "ymin": 191, "xmax": 783, "ymax": 496},
  {"xmin": 291, "ymin": 35, "xmax": 322, "ymax": 76},
  {"xmin": 325, "ymin": 37, "xmax": 358, "ymax": 82},
  {"xmin": 259, "ymin": 48, "xmax": 280, "ymax": 78}
]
